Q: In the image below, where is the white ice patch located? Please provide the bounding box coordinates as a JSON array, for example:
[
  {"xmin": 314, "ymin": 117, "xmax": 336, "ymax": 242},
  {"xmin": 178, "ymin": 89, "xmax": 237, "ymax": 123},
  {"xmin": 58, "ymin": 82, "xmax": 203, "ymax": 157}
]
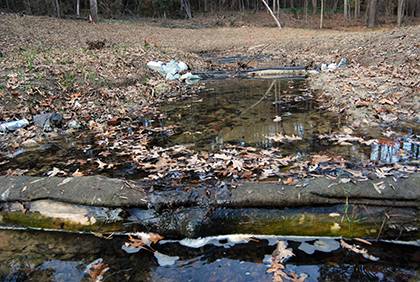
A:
[
  {"xmin": 298, "ymin": 239, "xmax": 340, "ymax": 254},
  {"xmin": 162, "ymin": 234, "xmax": 341, "ymax": 249},
  {"xmin": 154, "ymin": 251, "xmax": 179, "ymax": 266}
]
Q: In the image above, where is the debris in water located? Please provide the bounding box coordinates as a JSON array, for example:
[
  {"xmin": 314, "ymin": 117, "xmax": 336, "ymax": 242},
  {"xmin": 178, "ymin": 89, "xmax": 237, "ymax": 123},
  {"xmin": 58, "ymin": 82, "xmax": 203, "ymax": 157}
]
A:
[
  {"xmin": 267, "ymin": 241, "xmax": 296, "ymax": 282},
  {"xmin": 122, "ymin": 233, "xmax": 164, "ymax": 253},
  {"xmin": 340, "ymin": 239, "xmax": 379, "ymax": 262},
  {"xmin": 84, "ymin": 258, "xmax": 109, "ymax": 282}
]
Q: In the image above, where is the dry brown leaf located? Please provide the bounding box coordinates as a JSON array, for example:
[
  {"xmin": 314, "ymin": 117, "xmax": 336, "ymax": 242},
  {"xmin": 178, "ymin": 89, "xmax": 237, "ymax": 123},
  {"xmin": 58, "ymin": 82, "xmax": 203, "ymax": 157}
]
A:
[
  {"xmin": 340, "ymin": 239, "xmax": 379, "ymax": 261},
  {"xmin": 72, "ymin": 169, "xmax": 84, "ymax": 177},
  {"xmin": 85, "ymin": 259, "xmax": 109, "ymax": 282},
  {"xmin": 267, "ymin": 241, "xmax": 295, "ymax": 282},
  {"xmin": 311, "ymin": 155, "xmax": 331, "ymax": 165},
  {"xmin": 283, "ymin": 177, "xmax": 297, "ymax": 185}
]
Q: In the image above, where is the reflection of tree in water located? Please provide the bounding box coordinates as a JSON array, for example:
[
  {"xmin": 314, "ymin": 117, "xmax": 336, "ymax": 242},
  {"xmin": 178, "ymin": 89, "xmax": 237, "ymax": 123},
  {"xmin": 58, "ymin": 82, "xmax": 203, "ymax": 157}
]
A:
[{"xmin": 370, "ymin": 139, "xmax": 419, "ymax": 164}]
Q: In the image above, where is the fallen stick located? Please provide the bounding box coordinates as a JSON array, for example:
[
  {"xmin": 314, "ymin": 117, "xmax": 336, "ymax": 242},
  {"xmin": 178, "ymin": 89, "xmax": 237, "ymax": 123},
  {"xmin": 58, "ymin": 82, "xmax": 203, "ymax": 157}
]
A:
[{"xmin": 261, "ymin": 0, "xmax": 282, "ymax": 29}]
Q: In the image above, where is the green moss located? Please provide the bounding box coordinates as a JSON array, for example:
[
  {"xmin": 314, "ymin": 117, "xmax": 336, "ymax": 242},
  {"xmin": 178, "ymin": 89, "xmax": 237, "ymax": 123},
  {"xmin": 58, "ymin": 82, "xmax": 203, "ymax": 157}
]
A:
[
  {"xmin": 239, "ymin": 213, "xmax": 380, "ymax": 237},
  {"xmin": 1, "ymin": 212, "xmax": 124, "ymax": 233},
  {"xmin": 209, "ymin": 209, "xmax": 393, "ymax": 238}
]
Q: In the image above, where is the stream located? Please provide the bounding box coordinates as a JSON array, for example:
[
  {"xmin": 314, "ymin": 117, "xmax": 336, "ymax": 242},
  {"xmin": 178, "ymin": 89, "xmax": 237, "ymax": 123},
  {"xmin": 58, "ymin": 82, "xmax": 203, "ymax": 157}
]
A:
[
  {"xmin": 1, "ymin": 229, "xmax": 419, "ymax": 281},
  {"xmin": 1, "ymin": 78, "xmax": 418, "ymax": 178},
  {"xmin": 0, "ymin": 77, "xmax": 419, "ymax": 281}
]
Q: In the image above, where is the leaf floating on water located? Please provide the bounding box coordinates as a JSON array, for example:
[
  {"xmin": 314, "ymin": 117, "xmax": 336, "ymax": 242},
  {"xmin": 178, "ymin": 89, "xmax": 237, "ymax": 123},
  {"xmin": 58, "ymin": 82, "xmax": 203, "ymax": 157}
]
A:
[
  {"xmin": 122, "ymin": 232, "xmax": 164, "ymax": 254},
  {"xmin": 267, "ymin": 241, "xmax": 298, "ymax": 282},
  {"xmin": 289, "ymin": 272, "xmax": 308, "ymax": 282},
  {"xmin": 340, "ymin": 239, "xmax": 379, "ymax": 262},
  {"xmin": 84, "ymin": 258, "xmax": 109, "ymax": 282}
]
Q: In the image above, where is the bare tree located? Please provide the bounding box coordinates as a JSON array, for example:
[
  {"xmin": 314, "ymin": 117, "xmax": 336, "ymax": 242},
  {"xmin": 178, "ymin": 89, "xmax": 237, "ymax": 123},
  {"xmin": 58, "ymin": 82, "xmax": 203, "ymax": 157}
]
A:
[
  {"xmin": 181, "ymin": 0, "xmax": 192, "ymax": 19},
  {"xmin": 367, "ymin": 0, "xmax": 378, "ymax": 27},
  {"xmin": 320, "ymin": 0, "xmax": 324, "ymax": 28},
  {"xmin": 312, "ymin": 0, "xmax": 317, "ymax": 15},
  {"xmin": 344, "ymin": 0, "xmax": 348, "ymax": 19},
  {"xmin": 90, "ymin": 0, "xmax": 98, "ymax": 22},
  {"xmin": 397, "ymin": 0, "xmax": 405, "ymax": 26},
  {"xmin": 76, "ymin": 0, "xmax": 80, "ymax": 17},
  {"xmin": 354, "ymin": 0, "xmax": 361, "ymax": 18},
  {"xmin": 53, "ymin": 0, "xmax": 61, "ymax": 17}
]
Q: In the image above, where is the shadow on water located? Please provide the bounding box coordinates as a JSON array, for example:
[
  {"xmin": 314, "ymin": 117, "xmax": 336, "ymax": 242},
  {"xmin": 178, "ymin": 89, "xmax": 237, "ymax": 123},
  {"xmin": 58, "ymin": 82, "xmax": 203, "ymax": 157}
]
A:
[{"xmin": 0, "ymin": 230, "xmax": 419, "ymax": 281}]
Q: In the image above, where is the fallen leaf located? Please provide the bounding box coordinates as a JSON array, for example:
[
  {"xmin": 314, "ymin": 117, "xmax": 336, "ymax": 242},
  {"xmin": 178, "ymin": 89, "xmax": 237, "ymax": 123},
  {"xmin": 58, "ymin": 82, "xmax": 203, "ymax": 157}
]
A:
[
  {"xmin": 84, "ymin": 258, "xmax": 109, "ymax": 282},
  {"xmin": 340, "ymin": 239, "xmax": 379, "ymax": 261},
  {"xmin": 283, "ymin": 177, "xmax": 297, "ymax": 185},
  {"xmin": 311, "ymin": 155, "xmax": 331, "ymax": 165},
  {"xmin": 96, "ymin": 159, "xmax": 107, "ymax": 169},
  {"xmin": 47, "ymin": 167, "xmax": 66, "ymax": 177}
]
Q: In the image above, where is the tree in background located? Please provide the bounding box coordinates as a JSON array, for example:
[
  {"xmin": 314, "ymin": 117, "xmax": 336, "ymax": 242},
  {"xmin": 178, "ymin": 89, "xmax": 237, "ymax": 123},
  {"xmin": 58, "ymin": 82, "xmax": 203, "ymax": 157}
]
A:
[
  {"xmin": 90, "ymin": 0, "xmax": 98, "ymax": 22},
  {"xmin": 0, "ymin": 0, "xmax": 418, "ymax": 27}
]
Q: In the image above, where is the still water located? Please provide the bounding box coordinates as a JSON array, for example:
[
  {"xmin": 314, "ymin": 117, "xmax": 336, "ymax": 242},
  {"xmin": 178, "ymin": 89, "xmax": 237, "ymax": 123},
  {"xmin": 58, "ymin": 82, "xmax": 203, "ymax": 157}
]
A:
[{"xmin": 1, "ymin": 230, "xmax": 419, "ymax": 281}]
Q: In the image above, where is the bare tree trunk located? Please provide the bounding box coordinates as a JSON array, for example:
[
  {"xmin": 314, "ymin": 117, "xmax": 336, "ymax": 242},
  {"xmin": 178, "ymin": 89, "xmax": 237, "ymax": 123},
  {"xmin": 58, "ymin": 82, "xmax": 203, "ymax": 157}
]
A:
[
  {"xmin": 261, "ymin": 0, "xmax": 282, "ymax": 29},
  {"xmin": 312, "ymin": 0, "xmax": 317, "ymax": 15},
  {"xmin": 90, "ymin": 0, "xmax": 98, "ymax": 22},
  {"xmin": 181, "ymin": 0, "xmax": 192, "ymax": 19},
  {"xmin": 304, "ymin": 0, "xmax": 308, "ymax": 22},
  {"xmin": 344, "ymin": 0, "xmax": 348, "ymax": 19},
  {"xmin": 54, "ymin": 0, "xmax": 61, "ymax": 17},
  {"xmin": 320, "ymin": 0, "xmax": 324, "ymax": 28},
  {"xmin": 355, "ymin": 0, "xmax": 361, "ymax": 17},
  {"xmin": 76, "ymin": 0, "xmax": 80, "ymax": 17},
  {"xmin": 397, "ymin": 0, "xmax": 405, "ymax": 26},
  {"xmin": 367, "ymin": 0, "xmax": 377, "ymax": 27}
]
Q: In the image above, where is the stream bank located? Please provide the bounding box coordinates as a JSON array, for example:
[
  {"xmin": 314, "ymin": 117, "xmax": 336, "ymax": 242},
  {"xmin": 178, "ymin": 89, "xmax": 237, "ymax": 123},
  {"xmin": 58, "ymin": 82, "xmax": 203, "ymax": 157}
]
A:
[{"xmin": 0, "ymin": 174, "xmax": 418, "ymax": 239}]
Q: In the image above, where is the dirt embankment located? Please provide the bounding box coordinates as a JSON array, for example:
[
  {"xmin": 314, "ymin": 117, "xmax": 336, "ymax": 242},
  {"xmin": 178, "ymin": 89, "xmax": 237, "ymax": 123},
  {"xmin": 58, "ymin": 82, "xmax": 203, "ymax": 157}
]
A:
[{"xmin": 1, "ymin": 14, "xmax": 418, "ymax": 125}]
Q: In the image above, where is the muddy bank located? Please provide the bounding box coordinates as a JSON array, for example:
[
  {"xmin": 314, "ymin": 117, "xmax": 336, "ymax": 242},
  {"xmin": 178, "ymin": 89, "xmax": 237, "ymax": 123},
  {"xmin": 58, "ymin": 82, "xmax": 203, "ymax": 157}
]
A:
[
  {"xmin": 0, "ymin": 175, "xmax": 418, "ymax": 239},
  {"xmin": 1, "ymin": 175, "xmax": 418, "ymax": 209}
]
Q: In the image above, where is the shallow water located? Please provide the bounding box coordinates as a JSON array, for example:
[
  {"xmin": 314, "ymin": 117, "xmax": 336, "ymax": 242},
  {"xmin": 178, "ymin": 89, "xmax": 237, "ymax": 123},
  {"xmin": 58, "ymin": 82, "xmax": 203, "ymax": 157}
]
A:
[
  {"xmin": 162, "ymin": 79, "xmax": 341, "ymax": 149},
  {"xmin": 1, "ymin": 78, "xmax": 418, "ymax": 178},
  {"xmin": 0, "ymin": 230, "xmax": 419, "ymax": 282},
  {"xmin": 161, "ymin": 78, "xmax": 418, "ymax": 164}
]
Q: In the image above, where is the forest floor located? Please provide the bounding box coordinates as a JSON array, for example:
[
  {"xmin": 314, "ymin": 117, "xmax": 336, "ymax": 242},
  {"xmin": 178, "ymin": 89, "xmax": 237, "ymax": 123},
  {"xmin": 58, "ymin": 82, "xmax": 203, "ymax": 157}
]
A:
[{"xmin": 0, "ymin": 14, "xmax": 418, "ymax": 184}]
